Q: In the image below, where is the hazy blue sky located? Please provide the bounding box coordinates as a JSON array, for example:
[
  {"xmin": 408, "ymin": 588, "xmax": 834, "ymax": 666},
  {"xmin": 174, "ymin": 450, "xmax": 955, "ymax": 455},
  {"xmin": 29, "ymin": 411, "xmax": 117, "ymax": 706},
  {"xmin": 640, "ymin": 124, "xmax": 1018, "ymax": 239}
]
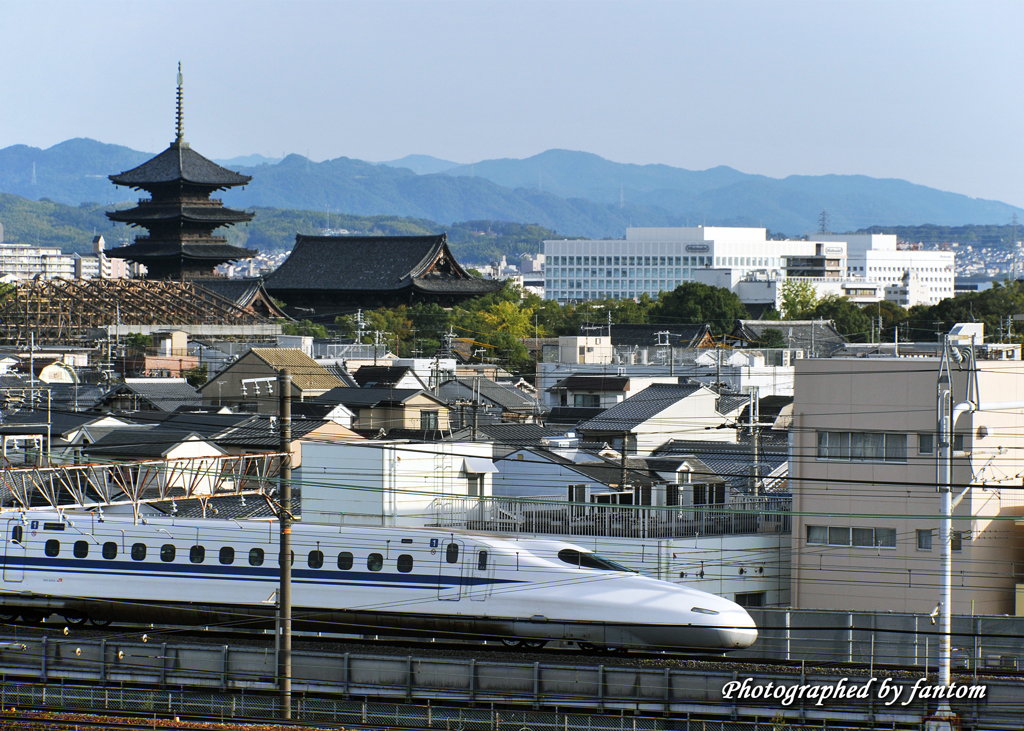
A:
[{"xmin": 3, "ymin": 1, "xmax": 1023, "ymax": 206}]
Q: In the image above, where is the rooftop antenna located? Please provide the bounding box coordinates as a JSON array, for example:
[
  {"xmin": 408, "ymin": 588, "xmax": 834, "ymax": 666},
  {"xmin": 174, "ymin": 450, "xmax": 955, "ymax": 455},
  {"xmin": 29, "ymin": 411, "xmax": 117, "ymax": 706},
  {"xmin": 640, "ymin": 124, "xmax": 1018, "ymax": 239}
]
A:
[{"xmin": 175, "ymin": 62, "xmax": 185, "ymax": 144}]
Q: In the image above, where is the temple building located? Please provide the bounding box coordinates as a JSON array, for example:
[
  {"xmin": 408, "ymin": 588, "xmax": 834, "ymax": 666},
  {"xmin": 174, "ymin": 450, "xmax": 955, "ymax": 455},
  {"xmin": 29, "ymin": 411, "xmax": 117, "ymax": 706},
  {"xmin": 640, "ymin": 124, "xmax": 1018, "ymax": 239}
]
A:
[
  {"xmin": 264, "ymin": 233, "xmax": 504, "ymax": 317},
  {"xmin": 106, "ymin": 65, "xmax": 256, "ymax": 279}
]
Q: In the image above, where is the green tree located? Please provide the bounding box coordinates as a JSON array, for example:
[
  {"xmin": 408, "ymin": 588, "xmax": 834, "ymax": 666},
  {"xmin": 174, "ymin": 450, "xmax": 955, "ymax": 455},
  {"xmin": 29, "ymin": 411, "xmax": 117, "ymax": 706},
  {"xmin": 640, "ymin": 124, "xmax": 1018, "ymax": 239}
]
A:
[
  {"xmin": 758, "ymin": 328, "xmax": 788, "ymax": 349},
  {"xmin": 808, "ymin": 297, "xmax": 872, "ymax": 343},
  {"xmin": 125, "ymin": 333, "xmax": 153, "ymax": 352},
  {"xmin": 651, "ymin": 283, "xmax": 748, "ymax": 335},
  {"xmin": 182, "ymin": 364, "xmax": 208, "ymax": 388},
  {"xmin": 281, "ymin": 319, "xmax": 329, "ymax": 338},
  {"xmin": 779, "ymin": 279, "xmax": 819, "ymax": 319}
]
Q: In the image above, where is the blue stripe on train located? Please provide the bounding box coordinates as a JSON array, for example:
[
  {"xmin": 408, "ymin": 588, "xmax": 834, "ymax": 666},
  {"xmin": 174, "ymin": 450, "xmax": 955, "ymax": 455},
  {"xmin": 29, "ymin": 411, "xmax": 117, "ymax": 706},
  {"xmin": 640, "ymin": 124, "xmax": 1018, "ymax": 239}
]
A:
[{"xmin": 2, "ymin": 556, "xmax": 524, "ymax": 590}]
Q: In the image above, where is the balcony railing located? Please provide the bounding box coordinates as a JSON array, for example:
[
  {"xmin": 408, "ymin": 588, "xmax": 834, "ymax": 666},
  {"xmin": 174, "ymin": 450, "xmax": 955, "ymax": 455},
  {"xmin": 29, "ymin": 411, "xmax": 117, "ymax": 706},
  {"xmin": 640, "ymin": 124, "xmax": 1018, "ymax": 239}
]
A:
[{"xmin": 430, "ymin": 495, "xmax": 791, "ymax": 539}]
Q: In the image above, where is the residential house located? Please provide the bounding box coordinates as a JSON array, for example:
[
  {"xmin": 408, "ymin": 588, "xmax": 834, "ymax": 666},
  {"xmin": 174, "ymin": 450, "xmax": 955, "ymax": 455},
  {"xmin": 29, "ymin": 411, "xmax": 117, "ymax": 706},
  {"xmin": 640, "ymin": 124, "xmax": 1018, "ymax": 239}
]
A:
[
  {"xmin": 298, "ymin": 440, "xmax": 497, "ymax": 526},
  {"xmin": 96, "ymin": 378, "xmax": 201, "ymax": 413},
  {"xmin": 317, "ymin": 387, "xmax": 451, "ymax": 437},
  {"xmin": 732, "ymin": 319, "xmax": 846, "ymax": 358},
  {"xmin": 198, "ymin": 348, "xmax": 347, "ymax": 413},
  {"xmin": 437, "ymin": 376, "xmax": 542, "ymax": 426},
  {"xmin": 547, "ymin": 374, "xmax": 680, "ymax": 409},
  {"xmin": 576, "ymin": 383, "xmax": 741, "ymax": 456}
]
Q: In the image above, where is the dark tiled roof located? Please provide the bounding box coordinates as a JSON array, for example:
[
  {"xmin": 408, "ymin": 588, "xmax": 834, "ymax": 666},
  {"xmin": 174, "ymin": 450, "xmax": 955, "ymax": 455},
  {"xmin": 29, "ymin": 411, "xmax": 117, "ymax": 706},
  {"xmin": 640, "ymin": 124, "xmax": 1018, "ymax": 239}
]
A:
[
  {"xmin": 582, "ymin": 322, "xmax": 715, "ymax": 348},
  {"xmin": 0, "ymin": 410, "xmax": 103, "ymax": 437},
  {"xmin": 413, "ymin": 278, "xmax": 503, "ymax": 295},
  {"xmin": 264, "ymin": 233, "xmax": 503, "ymax": 295},
  {"xmin": 545, "ymin": 406, "xmax": 606, "ymax": 425},
  {"xmin": 737, "ymin": 395, "xmax": 794, "ymax": 423},
  {"xmin": 317, "ymin": 386, "xmax": 442, "ymax": 408},
  {"xmin": 437, "ymin": 378, "xmax": 540, "ymax": 413},
  {"xmin": 107, "ymin": 205, "xmax": 253, "ymax": 224},
  {"xmin": 99, "ymin": 380, "xmax": 202, "ymax": 412},
  {"xmin": 448, "ymin": 423, "xmax": 572, "ymax": 447},
  {"xmin": 82, "ymin": 428, "xmax": 207, "ymax": 459},
  {"xmin": 715, "ymin": 394, "xmax": 749, "ymax": 416},
  {"xmin": 732, "ymin": 319, "xmax": 846, "ymax": 357},
  {"xmin": 577, "ymin": 383, "xmax": 703, "ymax": 432},
  {"xmin": 215, "ymin": 416, "xmax": 342, "ymax": 447},
  {"xmin": 652, "ymin": 439, "xmax": 788, "ymax": 491},
  {"xmin": 153, "ymin": 495, "xmax": 280, "ymax": 520},
  {"xmin": 549, "ymin": 375, "xmax": 630, "ymax": 392},
  {"xmin": 353, "ymin": 366, "xmax": 416, "ymax": 388},
  {"xmin": 145, "ymin": 411, "xmax": 254, "ymax": 437},
  {"xmin": 106, "ymin": 243, "xmax": 257, "ymax": 262},
  {"xmin": 109, "ymin": 142, "xmax": 251, "ymax": 188}
]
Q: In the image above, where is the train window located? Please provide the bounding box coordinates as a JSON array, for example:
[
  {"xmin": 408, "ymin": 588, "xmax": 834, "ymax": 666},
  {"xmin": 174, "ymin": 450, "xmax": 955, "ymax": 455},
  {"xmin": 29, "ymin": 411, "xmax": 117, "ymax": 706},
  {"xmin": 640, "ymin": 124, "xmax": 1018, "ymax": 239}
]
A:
[
  {"xmin": 220, "ymin": 547, "xmax": 235, "ymax": 565},
  {"xmin": 477, "ymin": 550, "xmax": 488, "ymax": 570},
  {"xmin": 337, "ymin": 552, "xmax": 353, "ymax": 570},
  {"xmin": 45, "ymin": 539, "xmax": 60, "ymax": 557},
  {"xmin": 249, "ymin": 548, "xmax": 264, "ymax": 566},
  {"xmin": 556, "ymin": 549, "xmax": 632, "ymax": 572},
  {"xmin": 131, "ymin": 543, "xmax": 147, "ymax": 561},
  {"xmin": 161, "ymin": 544, "xmax": 176, "ymax": 562},
  {"xmin": 102, "ymin": 542, "xmax": 117, "ymax": 560},
  {"xmin": 190, "ymin": 545, "xmax": 205, "ymax": 564},
  {"xmin": 397, "ymin": 554, "xmax": 414, "ymax": 573},
  {"xmin": 12, "ymin": 525, "xmax": 22, "ymax": 543},
  {"xmin": 278, "ymin": 550, "xmax": 294, "ymax": 567},
  {"xmin": 308, "ymin": 550, "xmax": 324, "ymax": 569},
  {"xmin": 446, "ymin": 543, "xmax": 459, "ymax": 563},
  {"xmin": 73, "ymin": 540, "xmax": 89, "ymax": 558},
  {"xmin": 367, "ymin": 553, "xmax": 384, "ymax": 571}
]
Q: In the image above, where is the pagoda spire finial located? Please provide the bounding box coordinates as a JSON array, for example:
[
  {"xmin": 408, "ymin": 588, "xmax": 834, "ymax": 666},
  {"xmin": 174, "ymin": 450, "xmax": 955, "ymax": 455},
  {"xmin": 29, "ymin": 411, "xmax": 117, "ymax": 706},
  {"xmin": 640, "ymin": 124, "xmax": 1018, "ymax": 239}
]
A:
[{"xmin": 175, "ymin": 62, "xmax": 184, "ymax": 143}]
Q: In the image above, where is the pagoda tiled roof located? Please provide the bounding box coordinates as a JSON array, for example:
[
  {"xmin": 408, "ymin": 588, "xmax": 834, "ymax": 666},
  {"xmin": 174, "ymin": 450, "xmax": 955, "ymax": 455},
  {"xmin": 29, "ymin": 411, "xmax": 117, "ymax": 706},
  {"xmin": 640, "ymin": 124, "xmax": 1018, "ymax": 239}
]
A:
[
  {"xmin": 109, "ymin": 142, "xmax": 251, "ymax": 188},
  {"xmin": 106, "ymin": 243, "xmax": 257, "ymax": 262},
  {"xmin": 107, "ymin": 205, "xmax": 254, "ymax": 224},
  {"xmin": 265, "ymin": 233, "xmax": 502, "ymax": 295}
]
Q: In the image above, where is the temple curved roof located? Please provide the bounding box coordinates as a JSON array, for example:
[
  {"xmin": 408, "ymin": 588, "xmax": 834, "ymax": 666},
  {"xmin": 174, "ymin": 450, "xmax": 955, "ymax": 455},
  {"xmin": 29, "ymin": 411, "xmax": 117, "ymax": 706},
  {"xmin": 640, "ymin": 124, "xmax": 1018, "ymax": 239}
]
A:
[
  {"xmin": 109, "ymin": 142, "xmax": 251, "ymax": 188},
  {"xmin": 107, "ymin": 204, "xmax": 254, "ymax": 225},
  {"xmin": 265, "ymin": 233, "xmax": 500, "ymax": 295}
]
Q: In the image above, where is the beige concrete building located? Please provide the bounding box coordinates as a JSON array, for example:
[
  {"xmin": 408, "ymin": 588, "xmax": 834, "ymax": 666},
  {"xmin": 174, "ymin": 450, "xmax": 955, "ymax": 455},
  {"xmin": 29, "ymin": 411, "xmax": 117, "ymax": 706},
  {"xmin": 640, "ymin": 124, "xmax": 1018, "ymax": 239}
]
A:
[{"xmin": 791, "ymin": 358, "xmax": 1024, "ymax": 615}]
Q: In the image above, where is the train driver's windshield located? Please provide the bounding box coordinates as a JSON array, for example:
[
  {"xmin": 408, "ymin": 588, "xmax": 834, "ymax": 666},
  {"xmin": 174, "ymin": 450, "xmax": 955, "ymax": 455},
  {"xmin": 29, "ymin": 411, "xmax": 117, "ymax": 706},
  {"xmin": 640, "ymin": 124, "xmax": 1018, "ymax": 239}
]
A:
[{"xmin": 557, "ymin": 549, "xmax": 633, "ymax": 572}]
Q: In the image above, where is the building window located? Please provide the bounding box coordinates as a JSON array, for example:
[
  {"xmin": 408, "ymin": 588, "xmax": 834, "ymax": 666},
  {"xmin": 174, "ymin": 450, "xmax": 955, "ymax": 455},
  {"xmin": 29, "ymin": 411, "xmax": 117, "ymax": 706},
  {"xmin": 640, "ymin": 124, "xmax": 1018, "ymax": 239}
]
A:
[
  {"xmin": 917, "ymin": 529, "xmax": 933, "ymax": 550},
  {"xmin": 918, "ymin": 434, "xmax": 934, "ymax": 454},
  {"xmin": 735, "ymin": 592, "xmax": 766, "ymax": 608},
  {"xmin": 574, "ymin": 394, "xmax": 600, "ymax": 407},
  {"xmin": 952, "ymin": 530, "xmax": 964, "ymax": 552},
  {"xmin": 816, "ymin": 431, "xmax": 907, "ymax": 462},
  {"xmin": 420, "ymin": 411, "xmax": 439, "ymax": 431}
]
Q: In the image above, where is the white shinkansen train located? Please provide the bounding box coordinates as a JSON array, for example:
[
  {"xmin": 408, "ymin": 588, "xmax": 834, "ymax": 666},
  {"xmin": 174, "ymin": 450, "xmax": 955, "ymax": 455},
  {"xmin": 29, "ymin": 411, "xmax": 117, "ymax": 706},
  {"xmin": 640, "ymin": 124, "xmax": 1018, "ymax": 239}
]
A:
[{"xmin": 1, "ymin": 510, "xmax": 757, "ymax": 651}]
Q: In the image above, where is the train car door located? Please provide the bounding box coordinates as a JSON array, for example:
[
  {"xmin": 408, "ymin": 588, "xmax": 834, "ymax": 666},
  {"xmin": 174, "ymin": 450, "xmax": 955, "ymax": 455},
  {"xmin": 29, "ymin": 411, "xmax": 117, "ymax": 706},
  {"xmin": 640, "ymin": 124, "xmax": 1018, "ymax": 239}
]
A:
[
  {"xmin": 437, "ymin": 538, "xmax": 464, "ymax": 600},
  {"xmin": 3, "ymin": 519, "xmax": 25, "ymax": 582},
  {"xmin": 469, "ymin": 546, "xmax": 493, "ymax": 601}
]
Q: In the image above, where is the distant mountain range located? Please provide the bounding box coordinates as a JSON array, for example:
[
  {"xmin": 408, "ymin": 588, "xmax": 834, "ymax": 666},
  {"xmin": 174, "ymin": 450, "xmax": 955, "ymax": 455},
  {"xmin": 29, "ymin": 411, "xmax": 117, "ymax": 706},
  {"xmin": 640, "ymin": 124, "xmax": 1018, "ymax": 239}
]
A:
[{"xmin": 0, "ymin": 138, "xmax": 1021, "ymax": 239}]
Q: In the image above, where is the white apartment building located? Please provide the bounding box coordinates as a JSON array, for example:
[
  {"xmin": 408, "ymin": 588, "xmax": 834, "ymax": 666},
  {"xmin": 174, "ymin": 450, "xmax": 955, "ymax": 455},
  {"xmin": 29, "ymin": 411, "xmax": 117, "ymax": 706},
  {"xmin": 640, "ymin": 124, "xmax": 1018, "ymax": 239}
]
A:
[
  {"xmin": 817, "ymin": 233, "xmax": 955, "ymax": 306},
  {"xmin": 0, "ymin": 243, "xmax": 75, "ymax": 280},
  {"xmin": 544, "ymin": 226, "xmax": 835, "ymax": 302},
  {"xmin": 545, "ymin": 227, "xmax": 955, "ymax": 308}
]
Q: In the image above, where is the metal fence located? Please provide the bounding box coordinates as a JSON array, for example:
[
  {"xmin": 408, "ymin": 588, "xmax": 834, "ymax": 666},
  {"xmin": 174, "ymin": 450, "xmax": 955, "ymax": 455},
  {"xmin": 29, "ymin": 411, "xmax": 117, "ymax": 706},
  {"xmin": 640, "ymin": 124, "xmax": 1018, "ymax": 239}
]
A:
[
  {"xmin": 431, "ymin": 495, "xmax": 791, "ymax": 539},
  {"xmin": 0, "ymin": 681, "xmax": 926, "ymax": 731}
]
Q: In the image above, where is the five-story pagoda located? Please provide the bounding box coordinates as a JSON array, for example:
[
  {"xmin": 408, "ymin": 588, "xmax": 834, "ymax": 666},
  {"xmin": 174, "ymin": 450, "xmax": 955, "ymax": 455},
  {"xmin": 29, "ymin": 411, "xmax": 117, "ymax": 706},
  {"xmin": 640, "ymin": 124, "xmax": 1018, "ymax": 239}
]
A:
[{"xmin": 106, "ymin": 65, "xmax": 256, "ymax": 279}]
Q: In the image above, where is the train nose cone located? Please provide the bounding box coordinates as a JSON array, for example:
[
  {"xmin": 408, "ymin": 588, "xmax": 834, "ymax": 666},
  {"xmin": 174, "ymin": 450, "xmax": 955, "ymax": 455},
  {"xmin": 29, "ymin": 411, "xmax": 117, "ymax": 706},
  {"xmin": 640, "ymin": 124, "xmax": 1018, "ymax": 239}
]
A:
[
  {"xmin": 719, "ymin": 624, "xmax": 758, "ymax": 649},
  {"xmin": 718, "ymin": 605, "xmax": 758, "ymax": 649}
]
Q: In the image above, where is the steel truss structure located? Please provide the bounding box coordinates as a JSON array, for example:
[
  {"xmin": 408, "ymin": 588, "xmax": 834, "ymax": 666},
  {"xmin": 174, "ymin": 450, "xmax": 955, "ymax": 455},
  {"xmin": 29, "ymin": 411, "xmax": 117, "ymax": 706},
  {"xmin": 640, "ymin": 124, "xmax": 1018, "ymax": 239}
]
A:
[
  {"xmin": 0, "ymin": 278, "xmax": 273, "ymax": 345},
  {"xmin": 0, "ymin": 452, "xmax": 286, "ymax": 516}
]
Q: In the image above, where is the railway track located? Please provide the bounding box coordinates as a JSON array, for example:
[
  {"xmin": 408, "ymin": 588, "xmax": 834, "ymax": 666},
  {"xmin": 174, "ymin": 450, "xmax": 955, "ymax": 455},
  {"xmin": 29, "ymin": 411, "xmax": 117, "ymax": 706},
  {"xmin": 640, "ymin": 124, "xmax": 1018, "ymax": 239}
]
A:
[{"xmin": 3, "ymin": 619, "xmax": 1023, "ymax": 684}]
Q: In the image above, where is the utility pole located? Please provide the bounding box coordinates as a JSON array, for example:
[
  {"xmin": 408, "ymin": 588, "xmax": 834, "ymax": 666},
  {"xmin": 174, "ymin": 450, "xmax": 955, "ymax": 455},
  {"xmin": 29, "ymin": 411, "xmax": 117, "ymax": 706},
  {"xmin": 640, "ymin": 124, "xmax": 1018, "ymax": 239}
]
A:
[
  {"xmin": 747, "ymin": 388, "xmax": 759, "ymax": 495},
  {"xmin": 277, "ymin": 369, "xmax": 293, "ymax": 721}
]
